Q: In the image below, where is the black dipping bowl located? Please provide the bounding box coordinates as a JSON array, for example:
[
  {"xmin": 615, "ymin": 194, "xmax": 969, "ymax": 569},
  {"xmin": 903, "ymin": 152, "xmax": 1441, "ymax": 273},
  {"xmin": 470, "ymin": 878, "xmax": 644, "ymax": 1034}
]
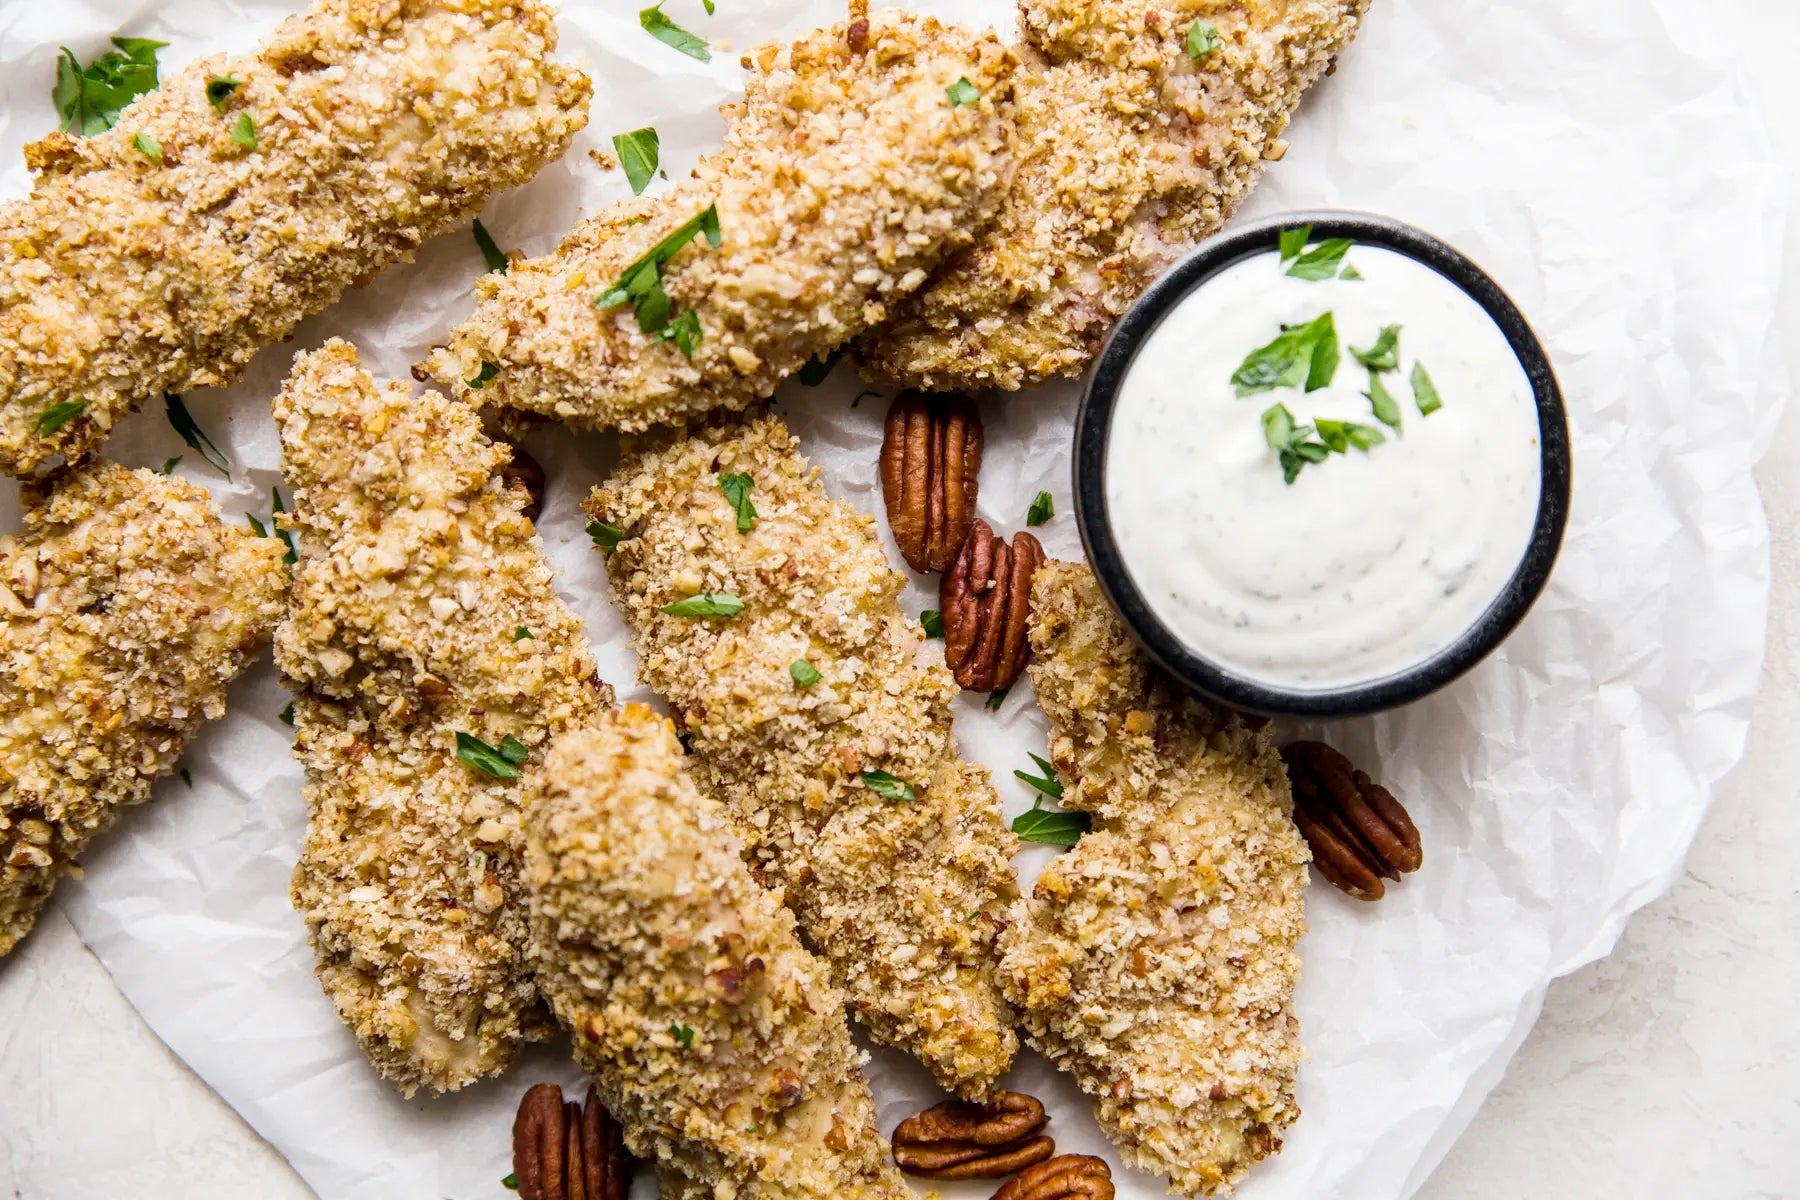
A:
[{"xmin": 1074, "ymin": 211, "xmax": 1571, "ymax": 719}]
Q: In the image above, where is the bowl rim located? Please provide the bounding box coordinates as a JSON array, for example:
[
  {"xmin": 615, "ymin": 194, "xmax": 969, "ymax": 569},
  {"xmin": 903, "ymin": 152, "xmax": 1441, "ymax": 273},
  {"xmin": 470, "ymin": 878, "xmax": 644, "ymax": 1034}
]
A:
[{"xmin": 1073, "ymin": 210, "xmax": 1573, "ymax": 718}]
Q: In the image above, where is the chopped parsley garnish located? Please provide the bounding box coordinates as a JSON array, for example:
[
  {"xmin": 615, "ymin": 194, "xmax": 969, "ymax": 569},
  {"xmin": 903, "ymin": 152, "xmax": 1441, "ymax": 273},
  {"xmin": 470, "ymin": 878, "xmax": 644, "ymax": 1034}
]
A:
[
  {"xmin": 1231, "ymin": 312, "xmax": 1337, "ymax": 397},
  {"xmin": 1186, "ymin": 19, "xmax": 1222, "ymax": 60},
  {"xmin": 920, "ymin": 610, "xmax": 944, "ymax": 638},
  {"xmin": 798, "ymin": 348, "xmax": 844, "ymax": 386},
  {"xmin": 230, "ymin": 112, "xmax": 258, "ymax": 151},
  {"xmin": 1411, "ymin": 361, "xmax": 1444, "ymax": 415},
  {"xmin": 279, "ymin": 701, "xmax": 295, "ymax": 726},
  {"xmin": 1313, "ymin": 418, "xmax": 1386, "ymax": 453},
  {"xmin": 465, "ymin": 361, "xmax": 500, "ymax": 390},
  {"xmin": 661, "ymin": 592, "xmax": 744, "ymax": 618},
  {"xmin": 703, "ymin": 0, "xmax": 716, "ymax": 11},
  {"xmin": 661, "ymin": 308, "xmax": 703, "ymax": 359},
  {"xmin": 55, "ymin": 38, "xmax": 165, "ymax": 135},
  {"xmin": 1026, "ymin": 490, "xmax": 1054, "ymax": 527},
  {"xmin": 985, "ymin": 687, "xmax": 1009, "ymax": 712},
  {"xmin": 158, "ymin": 456, "xmax": 181, "ymax": 475},
  {"xmin": 1339, "ymin": 264, "xmax": 1365, "ymax": 281},
  {"xmin": 131, "ymin": 132, "xmax": 162, "ymax": 162},
  {"xmin": 513, "ymin": 626, "xmax": 533, "ymax": 641},
  {"xmin": 1261, "ymin": 403, "xmax": 1330, "ymax": 485},
  {"xmin": 1013, "ymin": 805, "xmax": 1090, "ymax": 848},
  {"xmin": 586, "ymin": 519, "xmax": 627, "ymax": 553},
  {"xmin": 455, "ymin": 731, "xmax": 529, "ymax": 779},
  {"xmin": 789, "ymin": 659, "xmax": 822, "ymax": 687},
  {"xmin": 246, "ymin": 513, "xmax": 270, "ymax": 538},
  {"xmin": 472, "ymin": 219, "xmax": 508, "ymax": 273},
  {"xmin": 640, "ymin": 5, "xmax": 711, "ymax": 61},
  {"xmin": 1285, "ymin": 237, "xmax": 1354, "ymax": 281},
  {"xmin": 179, "ymin": 767, "xmax": 193, "ymax": 788},
  {"xmin": 1350, "ymin": 324, "xmax": 1402, "ymax": 372},
  {"xmin": 669, "ymin": 1023, "xmax": 696, "ymax": 1047},
  {"xmin": 1365, "ymin": 371, "xmax": 1403, "ymax": 430},
  {"xmin": 1013, "ymin": 752, "xmax": 1063, "ymax": 799},
  {"xmin": 718, "ymin": 471, "xmax": 757, "ymax": 532},
  {"xmin": 502, "ymin": 1174, "xmax": 519, "ymax": 1191},
  {"xmin": 1278, "ymin": 225, "xmax": 1311, "ymax": 264},
  {"xmin": 861, "ymin": 769, "xmax": 915, "ymax": 801},
  {"xmin": 205, "ymin": 74, "xmax": 243, "ymax": 111},
  {"xmin": 595, "ymin": 204, "xmax": 721, "ymax": 354},
  {"xmin": 269, "ymin": 487, "xmax": 299, "ymax": 565},
  {"xmin": 613, "ymin": 127, "xmax": 661, "ymax": 195},
  {"xmin": 946, "ymin": 77, "xmax": 980, "ymax": 107},
  {"xmin": 165, "ymin": 393, "xmax": 230, "ymax": 478},
  {"xmin": 34, "ymin": 400, "xmax": 85, "ymax": 437}
]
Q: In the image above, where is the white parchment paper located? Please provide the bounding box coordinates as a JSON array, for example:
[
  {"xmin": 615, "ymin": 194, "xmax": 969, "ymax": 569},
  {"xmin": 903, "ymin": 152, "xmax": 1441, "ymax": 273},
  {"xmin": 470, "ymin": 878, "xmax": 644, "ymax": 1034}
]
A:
[{"xmin": 0, "ymin": 1, "xmax": 1788, "ymax": 1198}]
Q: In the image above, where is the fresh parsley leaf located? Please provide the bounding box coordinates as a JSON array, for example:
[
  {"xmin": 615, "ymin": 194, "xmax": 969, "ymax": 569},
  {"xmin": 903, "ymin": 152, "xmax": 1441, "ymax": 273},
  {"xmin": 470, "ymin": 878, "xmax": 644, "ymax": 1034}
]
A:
[
  {"xmin": 1013, "ymin": 753, "xmax": 1063, "ymax": 799},
  {"xmin": 1304, "ymin": 315, "xmax": 1340, "ymax": 392},
  {"xmin": 1278, "ymin": 225, "xmax": 1311, "ymax": 264},
  {"xmin": 455, "ymin": 731, "xmax": 523, "ymax": 779},
  {"xmin": 34, "ymin": 400, "xmax": 85, "ymax": 436},
  {"xmin": 798, "ymin": 348, "xmax": 844, "ymax": 386},
  {"xmin": 640, "ymin": 5, "xmax": 711, "ymax": 61},
  {"xmin": 920, "ymin": 610, "xmax": 944, "ymax": 638},
  {"xmin": 1026, "ymin": 491, "xmax": 1054, "ymax": 527},
  {"xmin": 246, "ymin": 513, "xmax": 269, "ymax": 538},
  {"xmin": 513, "ymin": 626, "xmax": 533, "ymax": 641},
  {"xmin": 1231, "ymin": 312, "xmax": 1335, "ymax": 397},
  {"xmin": 613, "ymin": 127, "xmax": 660, "ymax": 196},
  {"xmin": 131, "ymin": 132, "xmax": 161, "ymax": 162},
  {"xmin": 205, "ymin": 74, "xmax": 242, "ymax": 111},
  {"xmin": 1339, "ymin": 263, "xmax": 1365, "ymax": 281},
  {"xmin": 279, "ymin": 701, "xmax": 295, "ymax": 726},
  {"xmin": 718, "ymin": 471, "xmax": 757, "ymax": 532},
  {"xmin": 595, "ymin": 205, "xmax": 721, "ymax": 352},
  {"xmin": 1313, "ymin": 418, "xmax": 1386, "ymax": 454},
  {"xmin": 1412, "ymin": 361, "xmax": 1444, "ymax": 415},
  {"xmin": 660, "ymin": 592, "xmax": 744, "ymax": 618},
  {"xmin": 985, "ymin": 687, "xmax": 1009, "ymax": 712},
  {"xmin": 1350, "ymin": 324, "xmax": 1401, "ymax": 372},
  {"xmin": 55, "ymin": 38, "xmax": 165, "ymax": 135},
  {"xmin": 1186, "ymin": 19, "xmax": 1222, "ymax": 60},
  {"xmin": 472, "ymin": 219, "xmax": 508, "ymax": 273},
  {"xmin": 1366, "ymin": 370, "xmax": 1403, "ymax": 430},
  {"xmin": 269, "ymin": 487, "xmax": 298, "ymax": 565},
  {"xmin": 669, "ymin": 1023, "xmax": 696, "ymax": 1047},
  {"xmin": 586, "ymin": 519, "xmax": 627, "ymax": 553},
  {"xmin": 230, "ymin": 112, "xmax": 258, "ymax": 151},
  {"xmin": 1286, "ymin": 238, "xmax": 1354, "ymax": 282},
  {"xmin": 1261, "ymin": 403, "xmax": 1330, "ymax": 485},
  {"xmin": 661, "ymin": 308, "xmax": 703, "ymax": 359},
  {"xmin": 1013, "ymin": 805, "xmax": 1091, "ymax": 848},
  {"xmin": 158, "ymin": 456, "xmax": 181, "ymax": 475},
  {"xmin": 499, "ymin": 735, "xmax": 529, "ymax": 765},
  {"xmin": 465, "ymin": 361, "xmax": 500, "ymax": 390},
  {"xmin": 165, "ymin": 393, "xmax": 230, "ymax": 477},
  {"xmin": 502, "ymin": 1175, "xmax": 519, "ymax": 1191},
  {"xmin": 946, "ymin": 77, "xmax": 980, "ymax": 107},
  {"xmin": 861, "ymin": 769, "xmax": 915, "ymax": 801},
  {"xmin": 789, "ymin": 659, "xmax": 822, "ymax": 687}
]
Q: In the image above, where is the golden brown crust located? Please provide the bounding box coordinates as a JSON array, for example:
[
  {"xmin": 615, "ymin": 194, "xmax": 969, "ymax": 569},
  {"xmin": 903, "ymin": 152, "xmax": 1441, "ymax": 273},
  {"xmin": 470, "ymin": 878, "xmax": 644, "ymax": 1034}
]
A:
[
  {"xmin": 524, "ymin": 707, "xmax": 912, "ymax": 1199},
  {"xmin": 0, "ymin": 462, "xmax": 286, "ymax": 957},
  {"xmin": 0, "ymin": 0, "xmax": 591, "ymax": 477},
  {"xmin": 430, "ymin": 11, "xmax": 1016, "ymax": 432},
  {"xmin": 856, "ymin": 0, "xmax": 1369, "ymax": 391},
  {"xmin": 586, "ymin": 415, "xmax": 1019, "ymax": 1098},
  {"xmin": 275, "ymin": 339, "xmax": 608, "ymax": 1096},
  {"xmin": 1003, "ymin": 561, "xmax": 1309, "ymax": 1196}
]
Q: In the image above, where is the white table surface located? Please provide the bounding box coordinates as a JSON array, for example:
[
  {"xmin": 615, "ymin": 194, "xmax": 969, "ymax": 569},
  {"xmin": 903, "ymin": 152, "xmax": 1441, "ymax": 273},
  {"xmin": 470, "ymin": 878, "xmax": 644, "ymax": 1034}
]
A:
[{"xmin": 4, "ymin": 2, "xmax": 1798, "ymax": 1197}]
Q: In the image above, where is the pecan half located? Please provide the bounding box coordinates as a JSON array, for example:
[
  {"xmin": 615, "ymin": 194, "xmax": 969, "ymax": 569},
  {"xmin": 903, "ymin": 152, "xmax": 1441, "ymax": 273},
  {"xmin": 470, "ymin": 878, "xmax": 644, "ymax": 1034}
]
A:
[
  {"xmin": 502, "ymin": 445, "xmax": 548, "ymax": 523},
  {"xmin": 941, "ymin": 521, "xmax": 1044, "ymax": 693},
  {"xmin": 893, "ymin": 1091, "xmax": 1056, "ymax": 1179},
  {"xmin": 880, "ymin": 392, "xmax": 983, "ymax": 573},
  {"xmin": 991, "ymin": 1154, "xmax": 1114, "ymax": 1200},
  {"xmin": 1281, "ymin": 741, "xmax": 1423, "ymax": 901},
  {"xmin": 512, "ymin": 1082, "xmax": 633, "ymax": 1200}
]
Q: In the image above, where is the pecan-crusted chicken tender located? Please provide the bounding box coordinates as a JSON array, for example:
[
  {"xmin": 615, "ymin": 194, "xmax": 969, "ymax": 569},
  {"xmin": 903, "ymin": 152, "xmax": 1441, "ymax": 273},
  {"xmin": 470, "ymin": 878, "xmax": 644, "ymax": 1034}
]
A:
[
  {"xmin": 587, "ymin": 416, "xmax": 1019, "ymax": 1098},
  {"xmin": 0, "ymin": 0, "xmax": 590, "ymax": 477},
  {"xmin": 1003, "ymin": 561, "xmax": 1309, "ymax": 1197},
  {"xmin": 276, "ymin": 339, "xmax": 608, "ymax": 1096},
  {"xmin": 525, "ymin": 708, "xmax": 912, "ymax": 1200},
  {"xmin": 0, "ymin": 462, "xmax": 285, "ymax": 957},
  {"xmin": 857, "ymin": 0, "xmax": 1369, "ymax": 391},
  {"xmin": 430, "ymin": 11, "xmax": 1016, "ymax": 432}
]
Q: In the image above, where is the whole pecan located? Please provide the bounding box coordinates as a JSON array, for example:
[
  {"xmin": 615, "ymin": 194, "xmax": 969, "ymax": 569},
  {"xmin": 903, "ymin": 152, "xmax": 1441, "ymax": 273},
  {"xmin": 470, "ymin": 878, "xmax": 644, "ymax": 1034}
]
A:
[
  {"xmin": 893, "ymin": 1091, "xmax": 1056, "ymax": 1179},
  {"xmin": 1281, "ymin": 741, "xmax": 1423, "ymax": 901},
  {"xmin": 512, "ymin": 1082, "xmax": 633, "ymax": 1200},
  {"xmin": 941, "ymin": 521, "xmax": 1044, "ymax": 693},
  {"xmin": 502, "ymin": 445, "xmax": 548, "ymax": 523},
  {"xmin": 991, "ymin": 1154, "xmax": 1115, "ymax": 1200},
  {"xmin": 880, "ymin": 392, "xmax": 983, "ymax": 573}
]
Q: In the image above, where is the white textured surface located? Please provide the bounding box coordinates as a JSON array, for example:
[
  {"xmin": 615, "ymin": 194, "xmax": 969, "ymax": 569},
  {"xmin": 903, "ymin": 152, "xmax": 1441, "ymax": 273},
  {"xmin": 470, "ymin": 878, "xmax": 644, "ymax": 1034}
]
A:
[{"xmin": 2, "ymin": 4, "xmax": 1798, "ymax": 1200}]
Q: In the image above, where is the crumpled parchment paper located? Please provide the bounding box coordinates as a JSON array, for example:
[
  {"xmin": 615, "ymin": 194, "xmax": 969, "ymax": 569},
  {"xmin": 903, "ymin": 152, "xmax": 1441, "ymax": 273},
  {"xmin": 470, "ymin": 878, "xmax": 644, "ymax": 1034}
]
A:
[{"xmin": 0, "ymin": 1, "xmax": 1787, "ymax": 1197}]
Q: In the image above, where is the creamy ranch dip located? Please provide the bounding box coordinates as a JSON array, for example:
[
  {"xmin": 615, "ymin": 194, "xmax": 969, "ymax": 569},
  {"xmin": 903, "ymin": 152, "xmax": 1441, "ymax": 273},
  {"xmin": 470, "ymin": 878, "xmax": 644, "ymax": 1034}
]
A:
[{"xmin": 1105, "ymin": 243, "xmax": 1542, "ymax": 689}]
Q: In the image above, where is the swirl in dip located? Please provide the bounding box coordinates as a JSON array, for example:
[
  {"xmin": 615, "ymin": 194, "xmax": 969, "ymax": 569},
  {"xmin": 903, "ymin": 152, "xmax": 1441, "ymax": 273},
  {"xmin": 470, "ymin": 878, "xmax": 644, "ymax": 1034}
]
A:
[{"xmin": 1104, "ymin": 240, "xmax": 1542, "ymax": 690}]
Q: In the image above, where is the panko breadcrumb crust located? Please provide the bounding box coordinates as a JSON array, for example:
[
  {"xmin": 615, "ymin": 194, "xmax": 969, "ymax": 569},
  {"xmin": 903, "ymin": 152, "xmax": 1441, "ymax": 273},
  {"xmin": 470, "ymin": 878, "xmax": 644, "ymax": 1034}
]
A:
[
  {"xmin": 0, "ymin": 461, "xmax": 285, "ymax": 957},
  {"xmin": 0, "ymin": 0, "xmax": 591, "ymax": 477},
  {"xmin": 525, "ymin": 708, "xmax": 912, "ymax": 1200},
  {"xmin": 1004, "ymin": 561, "xmax": 1310, "ymax": 1197},
  {"xmin": 429, "ymin": 10, "xmax": 1017, "ymax": 432},
  {"xmin": 587, "ymin": 415, "xmax": 1020, "ymax": 1099},
  {"xmin": 856, "ymin": 0, "xmax": 1369, "ymax": 391},
  {"xmin": 275, "ymin": 339, "xmax": 608, "ymax": 1097}
]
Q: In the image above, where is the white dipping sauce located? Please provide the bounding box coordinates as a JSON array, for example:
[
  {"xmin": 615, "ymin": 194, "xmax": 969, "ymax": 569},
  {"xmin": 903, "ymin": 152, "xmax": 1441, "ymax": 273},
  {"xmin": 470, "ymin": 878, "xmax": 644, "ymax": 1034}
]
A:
[{"xmin": 1105, "ymin": 244, "xmax": 1542, "ymax": 690}]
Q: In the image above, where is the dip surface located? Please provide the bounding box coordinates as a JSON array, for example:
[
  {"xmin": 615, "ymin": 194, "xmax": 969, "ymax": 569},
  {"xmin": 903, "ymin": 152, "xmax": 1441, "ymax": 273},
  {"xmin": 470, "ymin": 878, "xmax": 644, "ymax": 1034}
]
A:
[{"xmin": 1105, "ymin": 243, "xmax": 1542, "ymax": 690}]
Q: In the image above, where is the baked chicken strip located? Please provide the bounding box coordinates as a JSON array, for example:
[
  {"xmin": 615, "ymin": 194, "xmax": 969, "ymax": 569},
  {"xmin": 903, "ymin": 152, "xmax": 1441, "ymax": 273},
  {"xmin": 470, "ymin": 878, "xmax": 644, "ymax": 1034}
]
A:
[
  {"xmin": 276, "ymin": 339, "xmax": 608, "ymax": 1096},
  {"xmin": 587, "ymin": 415, "xmax": 1019, "ymax": 1098},
  {"xmin": 428, "ymin": 11, "xmax": 1015, "ymax": 432},
  {"xmin": 0, "ymin": 461, "xmax": 285, "ymax": 957},
  {"xmin": 525, "ymin": 707, "xmax": 912, "ymax": 1200},
  {"xmin": 1002, "ymin": 561, "xmax": 1309, "ymax": 1196},
  {"xmin": 856, "ymin": 0, "xmax": 1369, "ymax": 391},
  {"xmin": 0, "ymin": 0, "xmax": 590, "ymax": 478}
]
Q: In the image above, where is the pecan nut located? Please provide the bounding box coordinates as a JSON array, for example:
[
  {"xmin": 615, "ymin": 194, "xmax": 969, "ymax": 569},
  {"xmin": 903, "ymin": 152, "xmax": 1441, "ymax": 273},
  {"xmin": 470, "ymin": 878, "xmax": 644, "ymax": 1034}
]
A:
[
  {"xmin": 941, "ymin": 521, "xmax": 1044, "ymax": 693},
  {"xmin": 880, "ymin": 391, "xmax": 984, "ymax": 573},
  {"xmin": 1281, "ymin": 741, "xmax": 1423, "ymax": 901},
  {"xmin": 502, "ymin": 444, "xmax": 548, "ymax": 523},
  {"xmin": 512, "ymin": 1082, "xmax": 633, "ymax": 1200},
  {"xmin": 991, "ymin": 1154, "xmax": 1115, "ymax": 1200},
  {"xmin": 893, "ymin": 1091, "xmax": 1056, "ymax": 1179}
]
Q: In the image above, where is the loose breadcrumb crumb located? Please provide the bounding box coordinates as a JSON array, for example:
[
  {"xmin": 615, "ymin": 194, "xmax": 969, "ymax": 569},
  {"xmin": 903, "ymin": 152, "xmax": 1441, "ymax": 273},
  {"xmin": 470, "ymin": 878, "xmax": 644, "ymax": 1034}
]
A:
[
  {"xmin": 276, "ymin": 339, "xmax": 608, "ymax": 1097},
  {"xmin": 1003, "ymin": 561, "xmax": 1310, "ymax": 1196},
  {"xmin": 0, "ymin": 461, "xmax": 285, "ymax": 957}
]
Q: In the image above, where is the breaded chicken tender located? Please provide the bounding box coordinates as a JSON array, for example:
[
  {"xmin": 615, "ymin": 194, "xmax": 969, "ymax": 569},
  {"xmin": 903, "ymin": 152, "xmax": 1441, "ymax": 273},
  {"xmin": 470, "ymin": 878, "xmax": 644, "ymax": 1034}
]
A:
[
  {"xmin": 429, "ymin": 11, "xmax": 1016, "ymax": 432},
  {"xmin": 0, "ymin": 461, "xmax": 285, "ymax": 957},
  {"xmin": 857, "ymin": 0, "xmax": 1369, "ymax": 391},
  {"xmin": 276, "ymin": 340, "xmax": 608, "ymax": 1096},
  {"xmin": 587, "ymin": 416, "xmax": 1019, "ymax": 1098},
  {"xmin": 1002, "ymin": 561, "xmax": 1309, "ymax": 1196},
  {"xmin": 524, "ymin": 707, "xmax": 912, "ymax": 1200},
  {"xmin": 0, "ymin": 0, "xmax": 591, "ymax": 478}
]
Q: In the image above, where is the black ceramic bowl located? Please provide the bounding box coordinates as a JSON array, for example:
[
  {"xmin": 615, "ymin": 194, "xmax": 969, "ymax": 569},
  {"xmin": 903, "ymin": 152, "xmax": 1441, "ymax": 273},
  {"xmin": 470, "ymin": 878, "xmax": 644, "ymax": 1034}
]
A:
[{"xmin": 1074, "ymin": 211, "xmax": 1571, "ymax": 718}]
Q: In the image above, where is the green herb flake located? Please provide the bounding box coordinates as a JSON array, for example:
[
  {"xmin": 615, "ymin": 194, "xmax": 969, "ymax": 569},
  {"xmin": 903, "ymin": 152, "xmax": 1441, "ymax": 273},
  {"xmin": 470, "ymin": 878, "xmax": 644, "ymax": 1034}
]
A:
[
  {"xmin": 1013, "ymin": 805, "xmax": 1091, "ymax": 848},
  {"xmin": 661, "ymin": 308, "xmax": 703, "ymax": 359},
  {"xmin": 1286, "ymin": 238, "xmax": 1354, "ymax": 282},
  {"xmin": 1026, "ymin": 491, "xmax": 1054, "ymax": 527},
  {"xmin": 205, "ymin": 74, "xmax": 242, "ymax": 112},
  {"xmin": 513, "ymin": 626, "xmax": 533, "ymax": 641},
  {"xmin": 1278, "ymin": 225, "xmax": 1311, "ymax": 264},
  {"xmin": 1350, "ymin": 324, "xmax": 1402, "ymax": 373},
  {"xmin": 789, "ymin": 659, "xmax": 823, "ymax": 687},
  {"xmin": 55, "ymin": 38, "xmax": 166, "ymax": 135},
  {"xmin": 455, "ymin": 731, "xmax": 523, "ymax": 780},
  {"xmin": 472, "ymin": 218, "xmax": 508, "ymax": 273},
  {"xmin": 1304, "ymin": 315, "xmax": 1340, "ymax": 392},
  {"xmin": 1261, "ymin": 403, "xmax": 1331, "ymax": 485},
  {"xmin": 594, "ymin": 205, "xmax": 721, "ymax": 353},
  {"xmin": 279, "ymin": 701, "xmax": 295, "ymax": 726},
  {"xmin": 269, "ymin": 487, "xmax": 299, "ymax": 565},
  {"xmin": 1313, "ymin": 418, "xmax": 1386, "ymax": 454},
  {"xmin": 798, "ymin": 348, "xmax": 844, "ymax": 387},
  {"xmin": 230, "ymin": 112, "xmax": 258, "ymax": 151},
  {"xmin": 946, "ymin": 77, "xmax": 980, "ymax": 107},
  {"xmin": 1366, "ymin": 371, "xmax": 1403, "ymax": 431},
  {"xmin": 179, "ymin": 767, "xmax": 193, "ymax": 788},
  {"xmin": 861, "ymin": 769, "xmax": 916, "ymax": 802},
  {"xmin": 1013, "ymin": 752, "xmax": 1064, "ymax": 800},
  {"xmin": 35, "ymin": 400, "xmax": 85, "ymax": 437},
  {"xmin": 613, "ymin": 127, "xmax": 661, "ymax": 196},
  {"xmin": 1339, "ymin": 263, "xmax": 1365, "ymax": 281},
  {"xmin": 246, "ymin": 513, "xmax": 269, "ymax": 538},
  {"xmin": 498, "ymin": 736, "xmax": 530, "ymax": 766},
  {"xmin": 660, "ymin": 592, "xmax": 745, "ymax": 618},
  {"xmin": 502, "ymin": 1174, "xmax": 519, "ymax": 1191},
  {"xmin": 465, "ymin": 361, "xmax": 500, "ymax": 390},
  {"xmin": 1185, "ymin": 18, "xmax": 1222, "ymax": 60},
  {"xmin": 716, "ymin": 472, "xmax": 757, "ymax": 532},
  {"xmin": 1230, "ymin": 312, "xmax": 1336, "ymax": 397},
  {"xmin": 131, "ymin": 132, "xmax": 162, "ymax": 162},
  {"xmin": 703, "ymin": 0, "xmax": 716, "ymax": 11},
  {"xmin": 640, "ymin": 5, "xmax": 711, "ymax": 61},
  {"xmin": 1412, "ymin": 361, "xmax": 1444, "ymax": 415},
  {"xmin": 158, "ymin": 456, "xmax": 181, "ymax": 475},
  {"xmin": 985, "ymin": 687, "xmax": 1009, "ymax": 712},
  {"xmin": 669, "ymin": 1023, "xmax": 696, "ymax": 1047},
  {"xmin": 586, "ymin": 519, "xmax": 627, "ymax": 553},
  {"xmin": 920, "ymin": 610, "xmax": 944, "ymax": 638}
]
